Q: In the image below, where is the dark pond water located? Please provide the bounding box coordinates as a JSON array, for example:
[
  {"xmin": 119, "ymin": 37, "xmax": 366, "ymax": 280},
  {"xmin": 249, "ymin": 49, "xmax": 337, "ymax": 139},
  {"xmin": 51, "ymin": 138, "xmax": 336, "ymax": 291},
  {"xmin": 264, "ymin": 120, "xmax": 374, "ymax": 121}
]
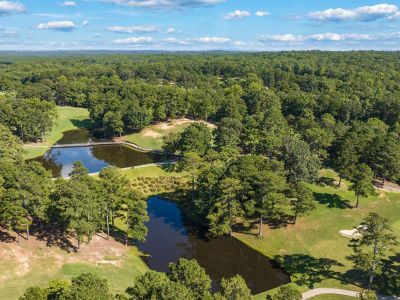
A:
[
  {"xmin": 32, "ymin": 129, "xmax": 169, "ymax": 177},
  {"xmin": 138, "ymin": 196, "xmax": 290, "ymax": 294}
]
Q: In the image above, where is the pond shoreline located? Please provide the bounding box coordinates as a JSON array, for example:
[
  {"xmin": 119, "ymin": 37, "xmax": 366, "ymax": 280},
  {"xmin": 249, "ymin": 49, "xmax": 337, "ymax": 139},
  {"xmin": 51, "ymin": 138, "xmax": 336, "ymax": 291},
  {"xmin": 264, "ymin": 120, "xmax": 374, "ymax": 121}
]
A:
[{"xmin": 138, "ymin": 196, "xmax": 291, "ymax": 295}]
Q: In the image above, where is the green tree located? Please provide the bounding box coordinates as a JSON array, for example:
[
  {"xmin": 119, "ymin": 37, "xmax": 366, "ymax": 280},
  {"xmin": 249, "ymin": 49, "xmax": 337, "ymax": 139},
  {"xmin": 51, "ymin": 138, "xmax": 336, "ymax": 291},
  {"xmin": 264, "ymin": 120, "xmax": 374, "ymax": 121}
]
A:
[
  {"xmin": 61, "ymin": 273, "xmax": 113, "ymax": 300},
  {"xmin": 349, "ymin": 213, "xmax": 397, "ymax": 288},
  {"xmin": 19, "ymin": 287, "xmax": 47, "ymax": 300},
  {"xmin": 122, "ymin": 190, "xmax": 148, "ymax": 245},
  {"xmin": 99, "ymin": 167, "xmax": 129, "ymax": 239},
  {"xmin": 168, "ymin": 259, "xmax": 212, "ymax": 299},
  {"xmin": 207, "ymin": 178, "xmax": 243, "ymax": 237},
  {"xmin": 126, "ymin": 271, "xmax": 194, "ymax": 300},
  {"xmin": 358, "ymin": 289, "xmax": 378, "ymax": 300},
  {"xmin": 215, "ymin": 275, "xmax": 252, "ymax": 300},
  {"xmin": 179, "ymin": 152, "xmax": 203, "ymax": 202},
  {"xmin": 256, "ymin": 169, "xmax": 287, "ymax": 236},
  {"xmin": 282, "ymin": 135, "xmax": 320, "ymax": 184},
  {"xmin": 289, "ymin": 182, "xmax": 315, "ymax": 224},
  {"xmin": 172, "ymin": 123, "xmax": 213, "ymax": 156},
  {"xmin": 349, "ymin": 164, "xmax": 375, "ymax": 208},
  {"xmin": 0, "ymin": 124, "xmax": 23, "ymax": 163},
  {"xmin": 268, "ymin": 285, "xmax": 302, "ymax": 300},
  {"xmin": 52, "ymin": 164, "xmax": 102, "ymax": 249}
]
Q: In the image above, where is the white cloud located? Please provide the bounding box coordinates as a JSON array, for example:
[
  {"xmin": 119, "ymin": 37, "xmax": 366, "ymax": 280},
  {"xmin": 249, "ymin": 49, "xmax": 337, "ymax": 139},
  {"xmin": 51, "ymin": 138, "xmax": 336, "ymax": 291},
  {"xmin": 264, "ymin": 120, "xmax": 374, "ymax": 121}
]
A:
[
  {"xmin": 0, "ymin": 1, "xmax": 25, "ymax": 16},
  {"xmin": 166, "ymin": 27, "xmax": 175, "ymax": 34},
  {"xmin": 103, "ymin": 0, "xmax": 226, "ymax": 9},
  {"xmin": 261, "ymin": 34, "xmax": 304, "ymax": 42},
  {"xmin": 82, "ymin": 20, "xmax": 89, "ymax": 26},
  {"xmin": 0, "ymin": 26, "xmax": 17, "ymax": 36},
  {"xmin": 232, "ymin": 40, "xmax": 246, "ymax": 46},
  {"xmin": 309, "ymin": 4, "xmax": 399, "ymax": 22},
  {"xmin": 112, "ymin": 36, "xmax": 153, "ymax": 44},
  {"xmin": 259, "ymin": 32, "xmax": 397, "ymax": 43},
  {"xmin": 163, "ymin": 37, "xmax": 190, "ymax": 44},
  {"xmin": 60, "ymin": 1, "xmax": 77, "ymax": 7},
  {"xmin": 37, "ymin": 21, "xmax": 76, "ymax": 31},
  {"xmin": 224, "ymin": 10, "xmax": 250, "ymax": 20},
  {"xmin": 107, "ymin": 25, "xmax": 158, "ymax": 33},
  {"xmin": 193, "ymin": 36, "xmax": 230, "ymax": 43},
  {"xmin": 255, "ymin": 11, "xmax": 269, "ymax": 17}
]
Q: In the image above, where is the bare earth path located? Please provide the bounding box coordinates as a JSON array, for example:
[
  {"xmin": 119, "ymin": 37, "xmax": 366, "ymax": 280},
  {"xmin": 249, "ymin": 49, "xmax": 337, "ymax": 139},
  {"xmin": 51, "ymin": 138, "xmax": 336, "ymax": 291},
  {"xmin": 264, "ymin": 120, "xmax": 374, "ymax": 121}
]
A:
[{"xmin": 302, "ymin": 288, "xmax": 399, "ymax": 300}]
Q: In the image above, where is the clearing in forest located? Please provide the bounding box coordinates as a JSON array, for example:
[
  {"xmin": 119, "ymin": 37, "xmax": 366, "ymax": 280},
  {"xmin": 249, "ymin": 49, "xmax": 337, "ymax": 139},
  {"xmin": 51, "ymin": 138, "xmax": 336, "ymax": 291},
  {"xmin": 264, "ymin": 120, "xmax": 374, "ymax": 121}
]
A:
[{"xmin": 122, "ymin": 118, "xmax": 216, "ymax": 150}]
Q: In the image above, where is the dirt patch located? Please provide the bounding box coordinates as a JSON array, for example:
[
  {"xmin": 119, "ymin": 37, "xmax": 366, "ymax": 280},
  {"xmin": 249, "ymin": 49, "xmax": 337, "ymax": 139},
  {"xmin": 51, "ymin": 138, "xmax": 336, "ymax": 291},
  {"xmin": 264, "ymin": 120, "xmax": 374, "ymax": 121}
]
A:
[
  {"xmin": 374, "ymin": 179, "xmax": 400, "ymax": 193},
  {"xmin": 0, "ymin": 229, "xmax": 128, "ymax": 283},
  {"xmin": 155, "ymin": 118, "xmax": 216, "ymax": 131},
  {"xmin": 142, "ymin": 129, "xmax": 162, "ymax": 138}
]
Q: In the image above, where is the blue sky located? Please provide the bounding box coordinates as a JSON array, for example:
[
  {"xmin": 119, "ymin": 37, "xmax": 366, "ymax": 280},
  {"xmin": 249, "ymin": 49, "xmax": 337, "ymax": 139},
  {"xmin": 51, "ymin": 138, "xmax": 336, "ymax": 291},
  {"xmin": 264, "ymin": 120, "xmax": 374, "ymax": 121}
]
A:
[{"xmin": 1, "ymin": 0, "xmax": 400, "ymax": 50}]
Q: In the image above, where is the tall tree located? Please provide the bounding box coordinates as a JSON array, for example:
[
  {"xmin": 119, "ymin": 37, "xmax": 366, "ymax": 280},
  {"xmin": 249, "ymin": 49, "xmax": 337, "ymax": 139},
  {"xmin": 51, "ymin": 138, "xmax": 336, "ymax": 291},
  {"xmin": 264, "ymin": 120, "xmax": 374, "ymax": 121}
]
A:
[
  {"xmin": 207, "ymin": 178, "xmax": 243, "ymax": 237},
  {"xmin": 121, "ymin": 190, "xmax": 148, "ymax": 246},
  {"xmin": 349, "ymin": 164, "xmax": 375, "ymax": 208},
  {"xmin": 288, "ymin": 182, "xmax": 316, "ymax": 225},
  {"xmin": 0, "ymin": 124, "xmax": 23, "ymax": 163},
  {"xmin": 282, "ymin": 135, "xmax": 320, "ymax": 184},
  {"xmin": 349, "ymin": 213, "xmax": 397, "ymax": 288},
  {"xmin": 99, "ymin": 167, "xmax": 129, "ymax": 239}
]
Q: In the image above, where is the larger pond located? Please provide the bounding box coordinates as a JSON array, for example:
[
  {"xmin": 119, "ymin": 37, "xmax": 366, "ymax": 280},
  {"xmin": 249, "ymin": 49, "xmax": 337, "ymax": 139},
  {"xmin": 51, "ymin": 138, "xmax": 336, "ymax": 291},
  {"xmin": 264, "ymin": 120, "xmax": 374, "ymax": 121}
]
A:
[
  {"xmin": 32, "ymin": 129, "xmax": 169, "ymax": 177},
  {"xmin": 138, "ymin": 196, "xmax": 290, "ymax": 294}
]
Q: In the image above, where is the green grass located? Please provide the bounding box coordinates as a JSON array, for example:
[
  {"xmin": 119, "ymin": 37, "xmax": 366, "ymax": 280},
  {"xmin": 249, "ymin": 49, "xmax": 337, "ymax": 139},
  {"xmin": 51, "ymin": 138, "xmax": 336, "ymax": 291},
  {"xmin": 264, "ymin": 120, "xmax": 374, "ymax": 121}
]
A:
[
  {"xmin": 122, "ymin": 122, "xmax": 191, "ymax": 150},
  {"xmin": 242, "ymin": 169, "xmax": 400, "ymax": 299},
  {"xmin": 24, "ymin": 106, "xmax": 90, "ymax": 159},
  {"xmin": 0, "ymin": 246, "xmax": 148, "ymax": 300}
]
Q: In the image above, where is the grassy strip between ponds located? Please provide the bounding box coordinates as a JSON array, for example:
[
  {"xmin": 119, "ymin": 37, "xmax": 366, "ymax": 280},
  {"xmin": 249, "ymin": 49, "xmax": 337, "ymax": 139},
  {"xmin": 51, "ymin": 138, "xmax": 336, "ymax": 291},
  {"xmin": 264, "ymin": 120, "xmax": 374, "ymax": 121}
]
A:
[{"xmin": 23, "ymin": 106, "xmax": 90, "ymax": 159}]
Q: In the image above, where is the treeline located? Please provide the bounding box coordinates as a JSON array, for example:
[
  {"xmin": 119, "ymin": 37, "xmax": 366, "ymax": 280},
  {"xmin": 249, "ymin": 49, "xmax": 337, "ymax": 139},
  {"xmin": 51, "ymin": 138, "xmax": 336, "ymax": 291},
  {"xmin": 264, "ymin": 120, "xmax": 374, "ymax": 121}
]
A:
[
  {"xmin": 1, "ymin": 52, "xmax": 400, "ymax": 181},
  {"xmin": 0, "ymin": 125, "xmax": 147, "ymax": 248}
]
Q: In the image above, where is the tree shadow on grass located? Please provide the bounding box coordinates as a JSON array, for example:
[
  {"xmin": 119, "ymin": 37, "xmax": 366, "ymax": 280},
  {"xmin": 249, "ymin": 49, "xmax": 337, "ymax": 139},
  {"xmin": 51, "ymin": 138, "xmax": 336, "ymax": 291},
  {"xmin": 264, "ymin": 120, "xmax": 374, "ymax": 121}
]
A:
[
  {"xmin": 0, "ymin": 227, "xmax": 16, "ymax": 243},
  {"xmin": 70, "ymin": 119, "xmax": 92, "ymax": 129},
  {"xmin": 274, "ymin": 254, "xmax": 345, "ymax": 289},
  {"xmin": 317, "ymin": 176, "xmax": 337, "ymax": 188},
  {"xmin": 313, "ymin": 192, "xmax": 351, "ymax": 209},
  {"xmin": 33, "ymin": 225, "xmax": 77, "ymax": 253},
  {"xmin": 371, "ymin": 253, "xmax": 400, "ymax": 296}
]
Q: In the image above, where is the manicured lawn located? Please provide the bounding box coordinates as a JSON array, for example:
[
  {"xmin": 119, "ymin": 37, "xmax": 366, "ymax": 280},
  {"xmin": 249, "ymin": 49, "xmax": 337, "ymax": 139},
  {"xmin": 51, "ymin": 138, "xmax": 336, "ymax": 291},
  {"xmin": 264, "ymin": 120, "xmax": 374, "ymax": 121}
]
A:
[
  {"xmin": 24, "ymin": 106, "xmax": 90, "ymax": 159},
  {"xmin": 243, "ymin": 169, "xmax": 400, "ymax": 299},
  {"xmin": 122, "ymin": 120, "xmax": 193, "ymax": 150}
]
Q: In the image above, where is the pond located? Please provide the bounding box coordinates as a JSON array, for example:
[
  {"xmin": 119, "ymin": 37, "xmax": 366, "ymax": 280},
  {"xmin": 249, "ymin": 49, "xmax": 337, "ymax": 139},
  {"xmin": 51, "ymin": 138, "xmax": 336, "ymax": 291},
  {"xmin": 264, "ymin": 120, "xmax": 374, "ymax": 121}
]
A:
[
  {"xmin": 32, "ymin": 129, "xmax": 169, "ymax": 177},
  {"xmin": 138, "ymin": 196, "xmax": 290, "ymax": 294}
]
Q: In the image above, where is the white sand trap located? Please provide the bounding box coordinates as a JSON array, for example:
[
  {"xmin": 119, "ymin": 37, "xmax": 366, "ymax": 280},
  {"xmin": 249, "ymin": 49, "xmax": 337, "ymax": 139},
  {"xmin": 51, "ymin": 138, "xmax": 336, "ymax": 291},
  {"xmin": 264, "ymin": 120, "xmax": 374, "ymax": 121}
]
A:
[{"xmin": 339, "ymin": 225, "xmax": 367, "ymax": 238}]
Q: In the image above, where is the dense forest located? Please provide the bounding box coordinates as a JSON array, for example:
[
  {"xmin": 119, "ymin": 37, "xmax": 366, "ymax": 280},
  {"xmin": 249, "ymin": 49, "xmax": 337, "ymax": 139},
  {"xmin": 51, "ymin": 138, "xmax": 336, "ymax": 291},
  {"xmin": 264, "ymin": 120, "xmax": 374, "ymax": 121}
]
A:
[
  {"xmin": 1, "ymin": 52, "xmax": 399, "ymax": 182},
  {"xmin": 0, "ymin": 52, "xmax": 400, "ymax": 298}
]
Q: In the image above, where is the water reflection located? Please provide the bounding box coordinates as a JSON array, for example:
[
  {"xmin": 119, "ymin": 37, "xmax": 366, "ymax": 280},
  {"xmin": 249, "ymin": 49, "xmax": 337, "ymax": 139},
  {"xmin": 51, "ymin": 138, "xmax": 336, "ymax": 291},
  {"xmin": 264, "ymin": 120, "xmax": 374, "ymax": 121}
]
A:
[
  {"xmin": 32, "ymin": 129, "xmax": 170, "ymax": 177},
  {"xmin": 138, "ymin": 197, "xmax": 290, "ymax": 294}
]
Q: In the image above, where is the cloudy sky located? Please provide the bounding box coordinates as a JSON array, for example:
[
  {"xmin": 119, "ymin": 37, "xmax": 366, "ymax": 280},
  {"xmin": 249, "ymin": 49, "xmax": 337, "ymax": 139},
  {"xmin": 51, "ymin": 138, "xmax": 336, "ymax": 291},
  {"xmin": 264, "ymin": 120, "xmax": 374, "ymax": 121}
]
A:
[{"xmin": 1, "ymin": 0, "xmax": 400, "ymax": 51}]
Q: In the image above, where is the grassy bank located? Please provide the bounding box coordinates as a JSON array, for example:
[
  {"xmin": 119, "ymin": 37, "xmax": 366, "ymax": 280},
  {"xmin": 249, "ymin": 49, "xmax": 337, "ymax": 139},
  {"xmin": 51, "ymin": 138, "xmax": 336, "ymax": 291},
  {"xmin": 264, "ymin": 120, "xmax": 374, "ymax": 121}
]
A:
[
  {"xmin": 24, "ymin": 106, "xmax": 90, "ymax": 159},
  {"xmin": 244, "ymin": 169, "xmax": 400, "ymax": 299}
]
